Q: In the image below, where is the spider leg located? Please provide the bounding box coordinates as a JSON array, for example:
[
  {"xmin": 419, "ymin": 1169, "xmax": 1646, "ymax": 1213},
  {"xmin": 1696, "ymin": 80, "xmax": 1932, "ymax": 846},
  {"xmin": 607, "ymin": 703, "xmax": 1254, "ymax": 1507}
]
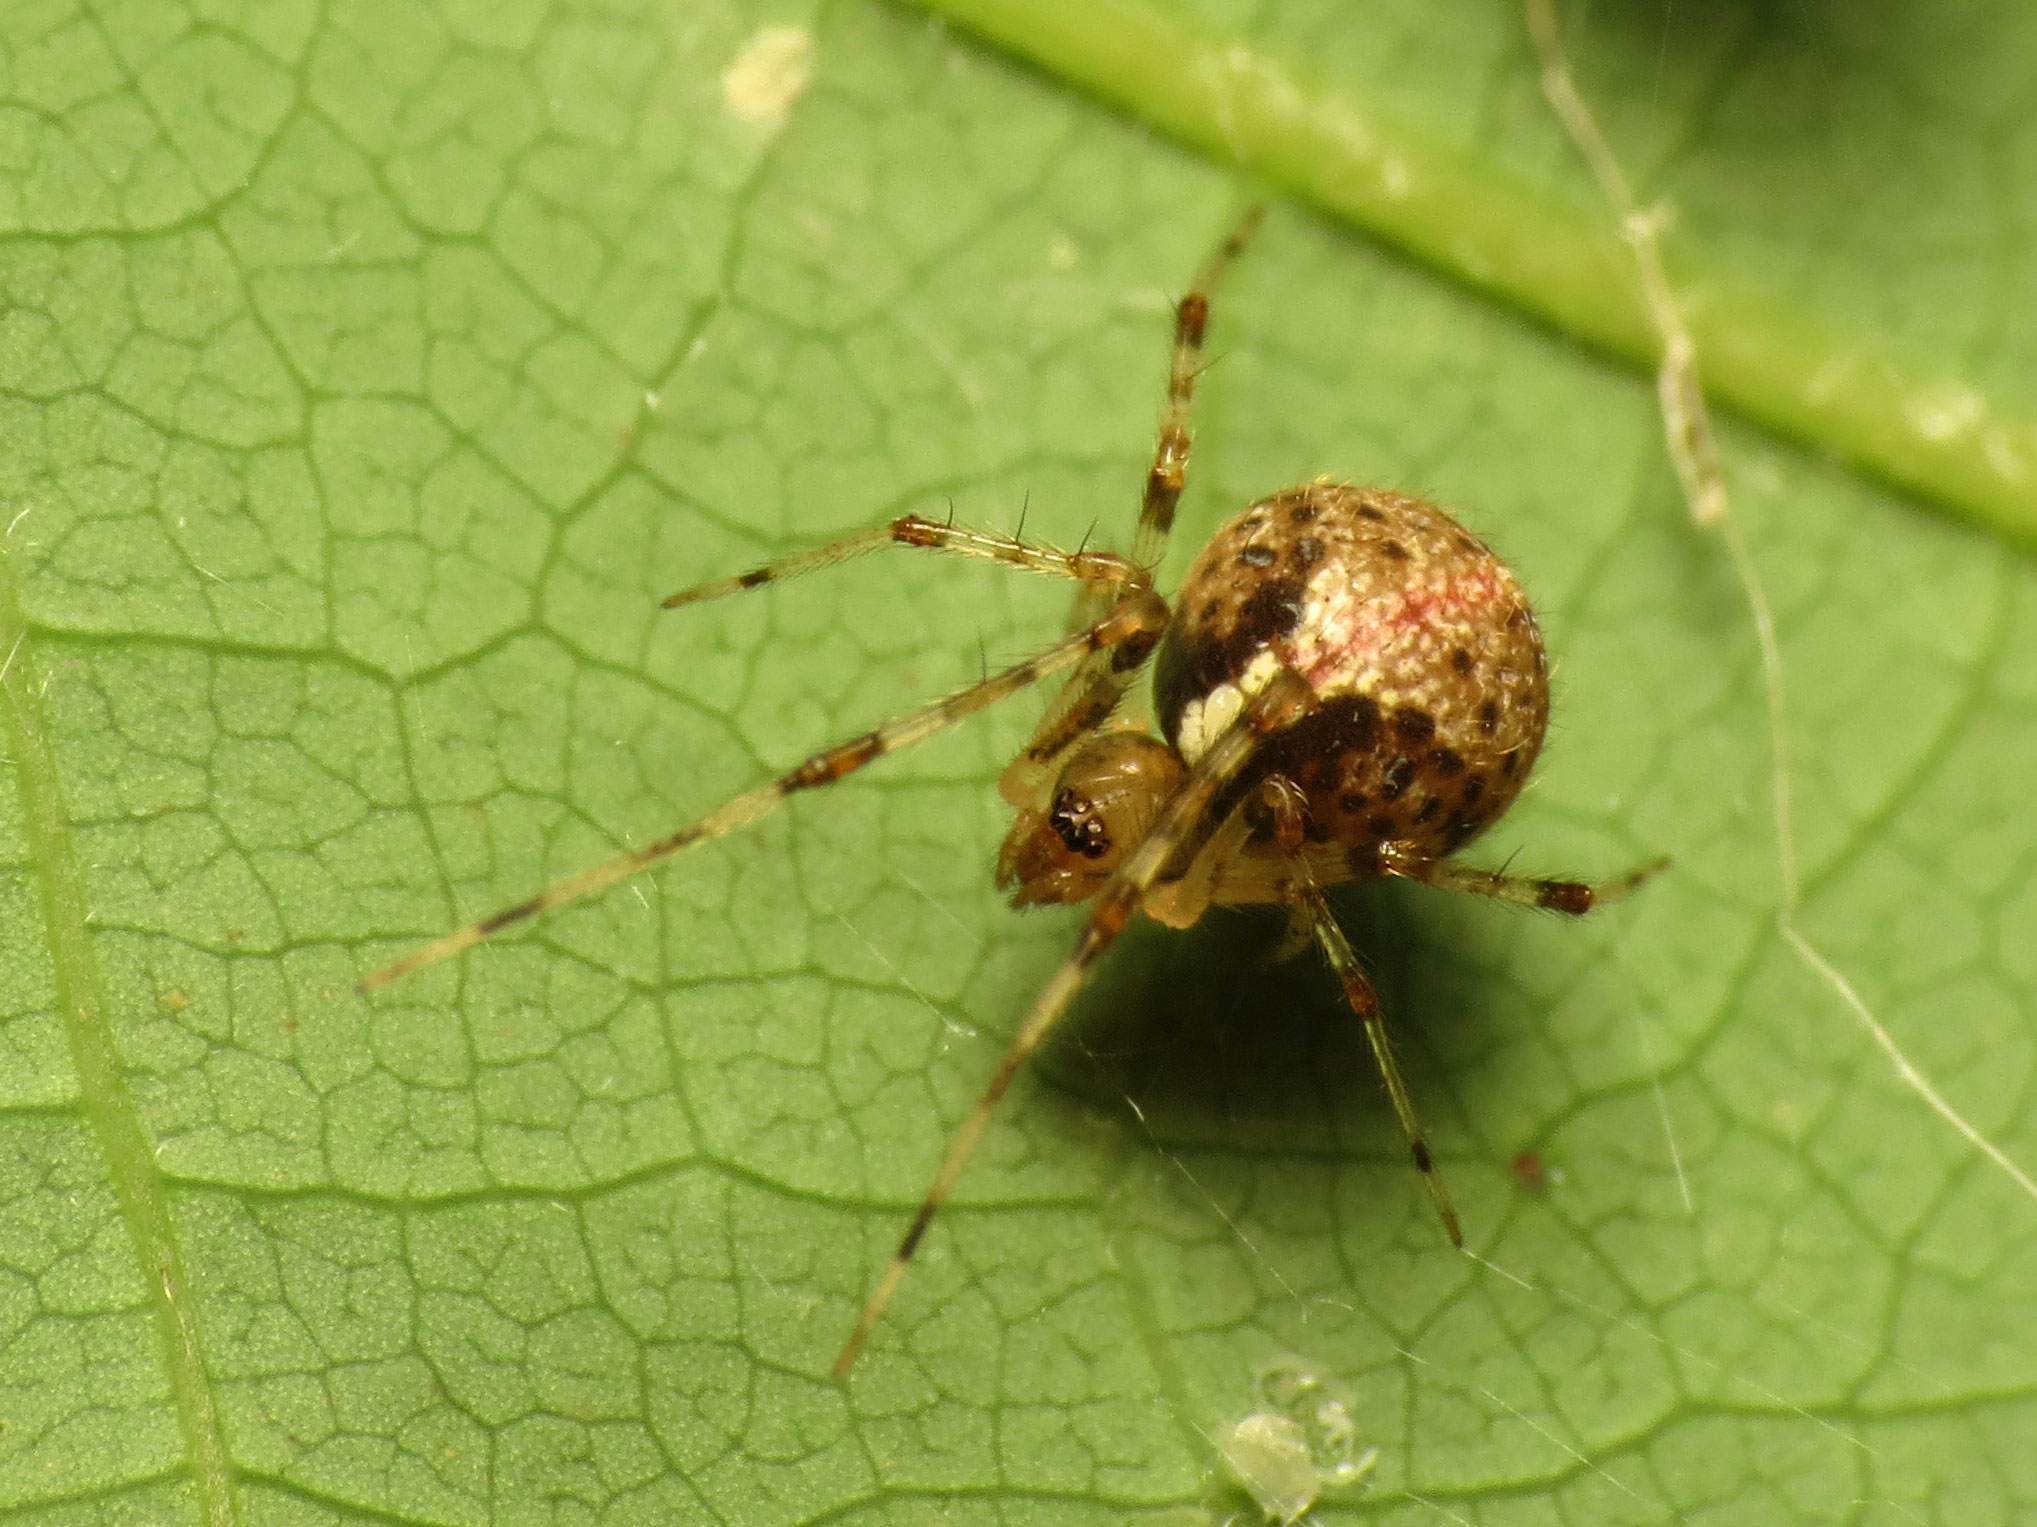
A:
[
  {"xmin": 1140, "ymin": 788, "xmax": 1259, "ymax": 929},
  {"xmin": 1379, "ymin": 843, "xmax": 1669, "ymax": 914},
  {"xmin": 359, "ymin": 589, "xmax": 1170, "ymax": 991},
  {"xmin": 996, "ymin": 655, "xmax": 1147, "ymax": 809},
  {"xmin": 833, "ymin": 666, "xmax": 1314, "ymax": 1378},
  {"xmin": 1291, "ymin": 879, "xmax": 1464, "ymax": 1248},
  {"xmin": 1142, "ymin": 775, "xmax": 1304, "ymax": 930},
  {"xmin": 662, "ymin": 514, "xmax": 1147, "ymax": 609},
  {"xmin": 1012, "ymin": 206, "xmax": 1268, "ymax": 804},
  {"xmin": 1131, "ymin": 202, "xmax": 1266, "ymax": 572}
]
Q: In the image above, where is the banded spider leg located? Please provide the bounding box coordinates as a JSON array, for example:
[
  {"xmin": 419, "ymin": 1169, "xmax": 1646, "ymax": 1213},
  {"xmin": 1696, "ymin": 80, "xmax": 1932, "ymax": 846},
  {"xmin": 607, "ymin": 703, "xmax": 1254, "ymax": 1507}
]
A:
[
  {"xmin": 357, "ymin": 526, "xmax": 1163, "ymax": 992},
  {"xmin": 1013, "ymin": 203, "xmax": 1267, "ymax": 809},
  {"xmin": 831, "ymin": 665, "xmax": 1318, "ymax": 1377}
]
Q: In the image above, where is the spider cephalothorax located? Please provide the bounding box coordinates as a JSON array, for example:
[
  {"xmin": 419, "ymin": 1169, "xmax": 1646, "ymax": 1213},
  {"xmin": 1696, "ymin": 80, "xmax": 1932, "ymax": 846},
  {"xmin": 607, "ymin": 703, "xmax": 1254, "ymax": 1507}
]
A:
[
  {"xmin": 996, "ymin": 730, "xmax": 1183, "ymax": 907},
  {"xmin": 361, "ymin": 206, "xmax": 1662, "ymax": 1377}
]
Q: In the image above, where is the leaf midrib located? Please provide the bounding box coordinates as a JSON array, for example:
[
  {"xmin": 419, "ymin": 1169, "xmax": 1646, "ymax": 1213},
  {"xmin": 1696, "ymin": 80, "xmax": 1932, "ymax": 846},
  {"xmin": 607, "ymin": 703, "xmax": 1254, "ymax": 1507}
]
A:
[
  {"xmin": 0, "ymin": 548, "xmax": 238, "ymax": 1526},
  {"xmin": 897, "ymin": 0, "xmax": 2037, "ymax": 554}
]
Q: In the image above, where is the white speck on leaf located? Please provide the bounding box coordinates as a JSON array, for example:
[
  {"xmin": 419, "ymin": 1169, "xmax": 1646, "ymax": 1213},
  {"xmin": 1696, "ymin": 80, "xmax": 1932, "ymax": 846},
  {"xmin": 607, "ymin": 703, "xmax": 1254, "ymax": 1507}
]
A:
[
  {"xmin": 1220, "ymin": 1415, "xmax": 1319, "ymax": 1525},
  {"xmin": 722, "ymin": 25, "xmax": 816, "ymax": 129},
  {"xmin": 1220, "ymin": 1357, "xmax": 1378, "ymax": 1524}
]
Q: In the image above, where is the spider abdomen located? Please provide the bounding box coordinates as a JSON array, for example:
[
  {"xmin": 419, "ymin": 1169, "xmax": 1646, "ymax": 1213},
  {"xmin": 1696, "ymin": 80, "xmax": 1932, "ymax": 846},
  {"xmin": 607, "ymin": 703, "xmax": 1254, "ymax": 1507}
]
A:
[{"xmin": 1153, "ymin": 483, "xmax": 1548, "ymax": 862}]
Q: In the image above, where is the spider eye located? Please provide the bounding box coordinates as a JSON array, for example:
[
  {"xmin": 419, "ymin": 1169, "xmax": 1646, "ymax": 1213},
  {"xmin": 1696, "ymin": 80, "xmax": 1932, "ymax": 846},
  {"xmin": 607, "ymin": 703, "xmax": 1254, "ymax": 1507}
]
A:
[
  {"xmin": 997, "ymin": 732, "xmax": 1183, "ymax": 908},
  {"xmin": 1049, "ymin": 790, "xmax": 1112, "ymax": 859}
]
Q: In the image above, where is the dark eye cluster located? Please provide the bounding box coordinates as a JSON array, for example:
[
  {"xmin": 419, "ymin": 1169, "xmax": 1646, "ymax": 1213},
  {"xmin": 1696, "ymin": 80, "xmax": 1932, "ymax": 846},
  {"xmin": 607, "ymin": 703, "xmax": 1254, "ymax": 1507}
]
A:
[{"xmin": 1049, "ymin": 789, "xmax": 1112, "ymax": 858}]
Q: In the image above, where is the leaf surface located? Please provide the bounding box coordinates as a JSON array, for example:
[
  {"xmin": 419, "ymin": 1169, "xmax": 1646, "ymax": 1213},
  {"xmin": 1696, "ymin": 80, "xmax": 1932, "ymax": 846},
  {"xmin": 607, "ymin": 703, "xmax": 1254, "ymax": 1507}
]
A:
[{"xmin": 0, "ymin": 2, "xmax": 2033, "ymax": 1524}]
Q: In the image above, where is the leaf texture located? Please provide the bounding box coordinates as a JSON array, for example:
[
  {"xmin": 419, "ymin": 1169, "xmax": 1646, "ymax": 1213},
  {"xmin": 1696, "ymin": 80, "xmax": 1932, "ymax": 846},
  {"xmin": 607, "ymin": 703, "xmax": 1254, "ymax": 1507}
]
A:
[{"xmin": 0, "ymin": 2, "xmax": 2032, "ymax": 1524}]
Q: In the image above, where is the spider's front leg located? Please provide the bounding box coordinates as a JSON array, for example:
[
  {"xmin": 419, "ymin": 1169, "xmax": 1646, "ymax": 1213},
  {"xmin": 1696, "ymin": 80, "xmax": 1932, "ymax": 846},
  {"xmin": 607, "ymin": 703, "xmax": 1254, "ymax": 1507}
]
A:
[
  {"xmin": 661, "ymin": 514, "xmax": 1146, "ymax": 609},
  {"xmin": 833, "ymin": 667, "xmax": 1316, "ymax": 1378},
  {"xmin": 357, "ymin": 589, "xmax": 1169, "ymax": 991},
  {"xmin": 1132, "ymin": 202, "xmax": 1265, "ymax": 567},
  {"xmin": 1029, "ymin": 204, "xmax": 1268, "ymax": 801}
]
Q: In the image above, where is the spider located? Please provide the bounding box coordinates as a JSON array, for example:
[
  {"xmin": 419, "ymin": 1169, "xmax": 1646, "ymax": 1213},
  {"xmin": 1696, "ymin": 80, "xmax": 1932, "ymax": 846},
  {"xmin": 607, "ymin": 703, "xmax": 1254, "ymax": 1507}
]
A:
[{"xmin": 361, "ymin": 205, "xmax": 1664, "ymax": 1377}]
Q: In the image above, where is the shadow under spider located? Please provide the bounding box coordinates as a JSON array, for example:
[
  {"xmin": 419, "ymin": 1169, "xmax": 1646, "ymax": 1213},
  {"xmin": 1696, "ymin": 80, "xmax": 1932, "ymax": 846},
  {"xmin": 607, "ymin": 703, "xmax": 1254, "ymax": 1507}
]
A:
[{"xmin": 1030, "ymin": 883, "xmax": 1509, "ymax": 1163}]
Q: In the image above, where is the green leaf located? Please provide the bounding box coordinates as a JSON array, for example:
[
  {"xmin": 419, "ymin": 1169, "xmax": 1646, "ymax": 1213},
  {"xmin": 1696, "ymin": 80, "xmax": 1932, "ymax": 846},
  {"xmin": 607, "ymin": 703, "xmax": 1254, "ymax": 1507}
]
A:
[{"xmin": 0, "ymin": 2, "xmax": 2032, "ymax": 1524}]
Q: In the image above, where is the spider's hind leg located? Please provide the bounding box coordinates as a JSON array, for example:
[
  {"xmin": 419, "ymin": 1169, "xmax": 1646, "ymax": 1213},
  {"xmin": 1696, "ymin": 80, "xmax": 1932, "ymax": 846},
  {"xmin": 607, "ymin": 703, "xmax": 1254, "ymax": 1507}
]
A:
[
  {"xmin": 1294, "ymin": 880, "xmax": 1464, "ymax": 1248},
  {"xmin": 1380, "ymin": 843, "xmax": 1669, "ymax": 914}
]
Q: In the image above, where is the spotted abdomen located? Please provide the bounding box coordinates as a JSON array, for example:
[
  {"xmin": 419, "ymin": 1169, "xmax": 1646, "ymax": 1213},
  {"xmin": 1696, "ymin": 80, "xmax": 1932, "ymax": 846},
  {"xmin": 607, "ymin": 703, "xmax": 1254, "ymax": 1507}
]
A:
[{"xmin": 1152, "ymin": 483, "xmax": 1549, "ymax": 863}]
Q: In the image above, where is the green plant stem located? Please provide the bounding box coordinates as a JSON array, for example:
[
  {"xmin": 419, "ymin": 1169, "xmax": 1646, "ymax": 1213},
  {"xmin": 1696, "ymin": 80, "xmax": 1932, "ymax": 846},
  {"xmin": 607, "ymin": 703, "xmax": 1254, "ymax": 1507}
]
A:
[{"xmin": 903, "ymin": 0, "xmax": 2037, "ymax": 552}]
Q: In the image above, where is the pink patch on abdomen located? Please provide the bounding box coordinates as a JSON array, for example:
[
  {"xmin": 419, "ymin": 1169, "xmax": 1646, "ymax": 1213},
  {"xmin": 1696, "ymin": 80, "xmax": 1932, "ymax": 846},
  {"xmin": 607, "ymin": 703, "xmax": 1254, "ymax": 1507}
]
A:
[{"xmin": 1292, "ymin": 561, "xmax": 1515, "ymax": 692}]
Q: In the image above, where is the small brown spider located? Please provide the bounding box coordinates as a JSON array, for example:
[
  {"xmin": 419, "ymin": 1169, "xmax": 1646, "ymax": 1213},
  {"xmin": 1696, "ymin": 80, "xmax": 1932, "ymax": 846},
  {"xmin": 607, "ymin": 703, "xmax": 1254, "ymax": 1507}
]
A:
[{"xmin": 361, "ymin": 206, "xmax": 1663, "ymax": 1377}]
